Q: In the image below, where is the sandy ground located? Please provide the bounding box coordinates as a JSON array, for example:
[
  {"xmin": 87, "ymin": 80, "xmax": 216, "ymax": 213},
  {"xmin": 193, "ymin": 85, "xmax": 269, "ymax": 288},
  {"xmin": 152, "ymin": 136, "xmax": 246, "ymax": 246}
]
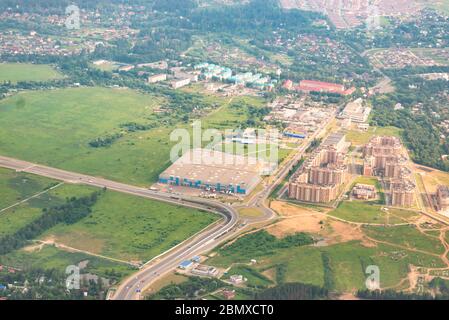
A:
[{"xmin": 268, "ymin": 201, "xmax": 368, "ymax": 246}]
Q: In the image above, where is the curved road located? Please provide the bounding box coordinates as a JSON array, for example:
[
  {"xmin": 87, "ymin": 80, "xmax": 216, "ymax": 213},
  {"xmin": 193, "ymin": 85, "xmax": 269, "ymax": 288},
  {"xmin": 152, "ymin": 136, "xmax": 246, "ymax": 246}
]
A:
[
  {"xmin": 0, "ymin": 117, "xmax": 326, "ymax": 300},
  {"xmin": 0, "ymin": 156, "xmax": 240, "ymax": 300}
]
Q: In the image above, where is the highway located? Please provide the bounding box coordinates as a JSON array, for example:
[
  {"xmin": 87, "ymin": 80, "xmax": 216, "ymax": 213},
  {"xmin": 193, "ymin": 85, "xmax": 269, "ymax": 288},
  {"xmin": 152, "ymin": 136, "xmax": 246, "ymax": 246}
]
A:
[
  {"xmin": 0, "ymin": 117, "xmax": 332, "ymax": 300},
  {"xmin": 0, "ymin": 155, "xmax": 239, "ymax": 300}
]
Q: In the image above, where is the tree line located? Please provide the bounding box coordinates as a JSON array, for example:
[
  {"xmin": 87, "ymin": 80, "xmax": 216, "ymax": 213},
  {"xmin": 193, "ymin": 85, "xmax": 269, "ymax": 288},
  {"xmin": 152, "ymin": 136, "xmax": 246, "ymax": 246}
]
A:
[{"xmin": 0, "ymin": 192, "xmax": 102, "ymax": 255}]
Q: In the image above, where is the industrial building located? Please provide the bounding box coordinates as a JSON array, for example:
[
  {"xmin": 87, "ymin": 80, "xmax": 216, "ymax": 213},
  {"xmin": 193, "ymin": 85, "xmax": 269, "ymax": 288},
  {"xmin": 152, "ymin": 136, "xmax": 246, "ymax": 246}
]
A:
[
  {"xmin": 159, "ymin": 149, "xmax": 272, "ymax": 195},
  {"xmin": 339, "ymin": 98, "xmax": 372, "ymax": 123},
  {"xmin": 362, "ymin": 136, "xmax": 416, "ymax": 207},
  {"xmin": 282, "ymin": 79, "xmax": 356, "ymax": 96}
]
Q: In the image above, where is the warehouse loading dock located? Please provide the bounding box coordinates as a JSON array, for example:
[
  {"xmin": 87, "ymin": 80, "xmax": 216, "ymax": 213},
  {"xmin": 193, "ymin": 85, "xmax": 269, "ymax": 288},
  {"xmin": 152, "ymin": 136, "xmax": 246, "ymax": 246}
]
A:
[{"xmin": 159, "ymin": 149, "xmax": 275, "ymax": 195}]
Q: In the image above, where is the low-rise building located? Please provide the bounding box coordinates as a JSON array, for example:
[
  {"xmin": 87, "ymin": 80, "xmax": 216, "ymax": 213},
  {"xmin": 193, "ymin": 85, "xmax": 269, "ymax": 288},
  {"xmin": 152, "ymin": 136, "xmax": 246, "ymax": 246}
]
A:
[
  {"xmin": 170, "ymin": 78, "xmax": 191, "ymax": 89},
  {"xmin": 222, "ymin": 290, "xmax": 236, "ymax": 300},
  {"xmin": 148, "ymin": 74, "xmax": 167, "ymax": 83},
  {"xmin": 229, "ymin": 275, "xmax": 246, "ymax": 285},
  {"xmin": 191, "ymin": 265, "xmax": 219, "ymax": 277},
  {"xmin": 179, "ymin": 260, "xmax": 193, "ymax": 270},
  {"xmin": 352, "ymin": 183, "xmax": 376, "ymax": 200}
]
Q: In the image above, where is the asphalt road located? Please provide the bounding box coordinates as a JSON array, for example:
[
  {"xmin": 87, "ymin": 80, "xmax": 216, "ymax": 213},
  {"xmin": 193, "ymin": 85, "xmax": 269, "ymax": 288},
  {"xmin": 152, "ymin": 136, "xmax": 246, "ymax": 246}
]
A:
[
  {"xmin": 0, "ymin": 117, "xmax": 332, "ymax": 300},
  {"xmin": 0, "ymin": 155, "xmax": 239, "ymax": 300}
]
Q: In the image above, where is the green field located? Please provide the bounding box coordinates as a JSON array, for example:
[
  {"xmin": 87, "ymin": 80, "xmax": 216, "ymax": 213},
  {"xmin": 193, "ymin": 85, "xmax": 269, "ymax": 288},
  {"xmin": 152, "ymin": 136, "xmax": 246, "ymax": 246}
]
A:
[
  {"xmin": 42, "ymin": 189, "xmax": 219, "ymax": 262},
  {"xmin": 363, "ymin": 225, "xmax": 446, "ymax": 255},
  {"xmin": 329, "ymin": 201, "xmax": 418, "ymax": 225},
  {"xmin": 0, "ymin": 63, "xmax": 64, "ymax": 83},
  {"xmin": 0, "ymin": 87, "xmax": 271, "ymax": 186},
  {"xmin": 0, "ymin": 168, "xmax": 70, "ymax": 237},
  {"xmin": 0, "ymin": 245, "xmax": 137, "ymax": 281},
  {"xmin": 0, "ymin": 167, "xmax": 58, "ymax": 210},
  {"xmin": 0, "ymin": 168, "xmax": 219, "ymax": 264},
  {"xmin": 346, "ymin": 126, "xmax": 402, "ymax": 146},
  {"xmin": 0, "ymin": 87, "xmax": 173, "ymax": 185},
  {"xmin": 207, "ymin": 238, "xmax": 445, "ymax": 293}
]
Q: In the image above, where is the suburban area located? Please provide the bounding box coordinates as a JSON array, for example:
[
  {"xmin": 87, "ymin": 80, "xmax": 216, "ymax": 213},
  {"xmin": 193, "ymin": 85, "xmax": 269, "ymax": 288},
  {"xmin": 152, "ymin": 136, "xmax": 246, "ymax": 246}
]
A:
[{"xmin": 0, "ymin": 0, "xmax": 449, "ymax": 304}]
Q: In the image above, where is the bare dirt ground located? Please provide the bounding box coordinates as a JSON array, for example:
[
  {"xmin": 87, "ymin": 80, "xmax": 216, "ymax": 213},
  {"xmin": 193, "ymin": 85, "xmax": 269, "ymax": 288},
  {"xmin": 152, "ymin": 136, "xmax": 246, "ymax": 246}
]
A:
[
  {"xmin": 269, "ymin": 199, "xmax": 449, "ymax": 294},
  {"xmin": 267, "ymin": 201, "xmax": 366, "ymax": 245}
]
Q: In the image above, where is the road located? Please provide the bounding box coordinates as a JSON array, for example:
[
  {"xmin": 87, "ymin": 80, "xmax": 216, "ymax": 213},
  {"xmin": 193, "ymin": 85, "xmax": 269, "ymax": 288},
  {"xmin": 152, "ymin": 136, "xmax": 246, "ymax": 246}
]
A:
[
  {"xmin": 0, "ymin": 155, "xmax": 239, "ymax": 300},
  {"xmin": 0, "ymin": 118, "xmax": 331, "ymax": 300}
]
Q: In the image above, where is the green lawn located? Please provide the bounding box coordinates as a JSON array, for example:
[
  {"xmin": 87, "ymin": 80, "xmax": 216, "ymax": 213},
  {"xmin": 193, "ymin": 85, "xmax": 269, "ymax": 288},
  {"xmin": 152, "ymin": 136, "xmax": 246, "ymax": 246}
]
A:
[
  {"xmin": 329, "ymin": 200, "xmax": 418, "ymax": 225},
  {"xmin": 0, "ymin": 63, "xmax": 63, "ymax": 83},
  {"xmin": 330, "ymin": 201, "xmax": 388, "ymax": 224}
]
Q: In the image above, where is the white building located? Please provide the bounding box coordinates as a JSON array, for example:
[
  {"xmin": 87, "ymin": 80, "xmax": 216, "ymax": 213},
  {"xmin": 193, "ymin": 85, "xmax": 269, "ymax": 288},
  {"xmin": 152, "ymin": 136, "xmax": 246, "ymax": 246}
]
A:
[{"xmin": 340, "ymin": 98, "xmax": 371, "ymax": 123}]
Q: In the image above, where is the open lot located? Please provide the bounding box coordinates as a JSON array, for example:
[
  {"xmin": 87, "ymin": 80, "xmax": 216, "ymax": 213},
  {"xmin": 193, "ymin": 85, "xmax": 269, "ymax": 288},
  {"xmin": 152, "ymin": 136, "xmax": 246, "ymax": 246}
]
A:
[
  {"xmin": 0, "ymin": 245, "xmax": 137, "ymax": 281},
  {"xmin": 201, "ymin": 198, "xmax": 449, "ymax": 295},
  {"xmin": 346, "ymin": 126, "xmax": 402, "ymax": 146},
  {"xmin": 0, "ymin": 87, "xmax": 171, "ymax": 185},
  {"xmin": 0, "ymin": 63, "xmax": 63, "ymax": 83},
  {"xmin": 0, "ymin": 168, "xmax": 219, "ymax": 266},
  {"xmin": 41, "ymin": 189, "xmax": 219, "ymax": 263}
]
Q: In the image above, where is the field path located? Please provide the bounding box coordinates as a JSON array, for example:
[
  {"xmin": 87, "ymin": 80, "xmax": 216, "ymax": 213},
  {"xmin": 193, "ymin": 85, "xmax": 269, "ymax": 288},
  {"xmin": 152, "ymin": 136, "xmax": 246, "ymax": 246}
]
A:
[{"xmin": 0, "ymin": 182, "xmax": 64, "ymax": 215}]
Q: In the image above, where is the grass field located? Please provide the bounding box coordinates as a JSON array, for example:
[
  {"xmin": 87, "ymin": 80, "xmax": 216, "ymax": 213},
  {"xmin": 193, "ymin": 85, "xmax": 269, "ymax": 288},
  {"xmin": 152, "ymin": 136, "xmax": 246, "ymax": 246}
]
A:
[
  {"xmin": 207, "ymin": 234, "xmax": 444, "ymax": 292},
  {"xmin": 346, "ymin": 126, "xmax": 402, "ymax": 146},
  {"xmin": 0, "ymin": 167, "xmax": 58, "ymax": 210},
  {"xmin": 329, "ymin": 201, "xmax": 419, "ymax": 225},
  {"xmin": 0, "ymin": 245, "xmax": 137, "ymax": 280},
  {"xmin": 0, "ymin": 168, "xmax": 219, "ymax": 264},
  {"xmin": 363, "ymin": 225, "xmax": 446, "ymax": 255},
  {"xmin": 203, "ymin": 195, "xmax": 446, "ymax": 294},
  {"xmin": 0, "ymin": 87, "xmax": 173, "ymax": 185},
  {"xmin": 41, "ymin": 189, "xmax": 219, "ymax": 262},
  {"xmin": 207, "ymin": 238, "xmax": 445, "ymax": 292},
  {"xmin": 0, "ymin": 63, "xmax": 64, "ymax": 83},
  {"xmin": 0, "ymin": 87, "xmax": 271, "ymax": 186}
]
